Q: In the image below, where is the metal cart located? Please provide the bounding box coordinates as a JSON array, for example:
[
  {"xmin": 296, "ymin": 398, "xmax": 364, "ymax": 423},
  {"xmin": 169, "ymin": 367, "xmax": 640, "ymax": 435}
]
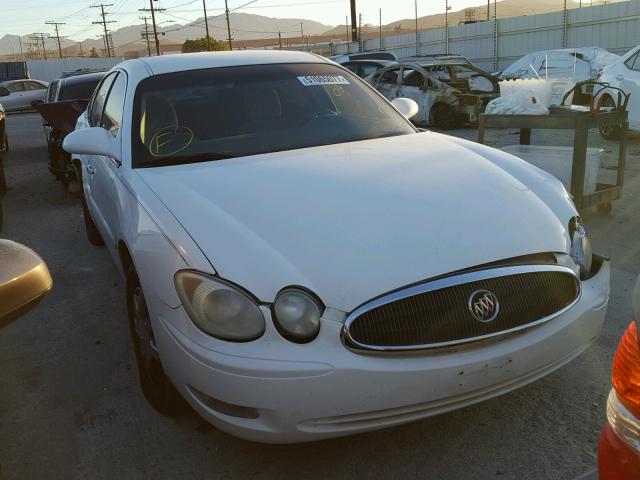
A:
[{"xmin": 478, "ymin": 106, "xmax": 628, "ymax": 215}]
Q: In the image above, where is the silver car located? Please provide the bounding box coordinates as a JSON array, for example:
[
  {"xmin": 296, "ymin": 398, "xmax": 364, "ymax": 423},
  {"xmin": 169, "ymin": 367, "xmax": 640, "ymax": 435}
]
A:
[{"xmin": 0, "ymin": 79, "xmax": 49, "ymax": 112}]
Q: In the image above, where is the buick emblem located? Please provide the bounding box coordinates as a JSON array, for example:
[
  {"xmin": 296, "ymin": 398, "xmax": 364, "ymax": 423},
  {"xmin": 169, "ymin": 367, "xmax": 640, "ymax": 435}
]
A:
[{"xmin": 468, "ymin": 290, "xmax": 500, "ymax": 323}]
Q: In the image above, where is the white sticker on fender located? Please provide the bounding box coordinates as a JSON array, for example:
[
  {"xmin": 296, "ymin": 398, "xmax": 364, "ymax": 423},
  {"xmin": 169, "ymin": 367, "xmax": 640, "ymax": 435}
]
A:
[{"xmin": 297, "ymin": 75, "xmax": 350, "ymax": 86}]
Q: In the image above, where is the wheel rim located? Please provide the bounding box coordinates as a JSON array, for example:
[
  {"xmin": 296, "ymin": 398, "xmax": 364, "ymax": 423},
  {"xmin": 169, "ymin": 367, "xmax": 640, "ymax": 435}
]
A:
[{"xmin": 132, "ymin": 286, "xmax": 160, "ymax": 380}]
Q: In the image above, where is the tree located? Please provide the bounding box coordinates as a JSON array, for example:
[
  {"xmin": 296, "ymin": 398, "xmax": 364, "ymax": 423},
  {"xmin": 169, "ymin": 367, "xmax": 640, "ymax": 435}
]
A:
[
  {"xmin": 89, "ymin": 47, "xmax": 99, "ymax": 58},
  {"xmin": 181, "ymin": 36, "xmax": 228, "ymax": 53}
]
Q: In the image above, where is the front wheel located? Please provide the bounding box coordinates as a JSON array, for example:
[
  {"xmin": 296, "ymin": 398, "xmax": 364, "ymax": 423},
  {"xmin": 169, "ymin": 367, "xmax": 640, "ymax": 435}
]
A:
[
  {"xmin": 429, "ymin": 103, "xmax": 457, "ymax": 130},
  {"xmin": 598, "ymin": 96, "xmax": 622, "ymax": 140},
  {"xmin": 127, "ymin": 267, "xmax": 185, "ymax": 416}
]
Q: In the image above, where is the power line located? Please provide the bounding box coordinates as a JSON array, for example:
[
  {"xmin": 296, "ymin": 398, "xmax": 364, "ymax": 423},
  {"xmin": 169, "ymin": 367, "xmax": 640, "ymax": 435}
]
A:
[{"xmin": 45, "ymin": 21, "xmax": 66, "ymax": 59}]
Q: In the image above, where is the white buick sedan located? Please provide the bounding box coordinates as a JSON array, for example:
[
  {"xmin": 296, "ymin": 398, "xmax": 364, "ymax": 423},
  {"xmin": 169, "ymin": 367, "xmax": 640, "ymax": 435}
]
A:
[{"xmin": 64, "ymin": 51, "xmax": 610, "ymax": 444}]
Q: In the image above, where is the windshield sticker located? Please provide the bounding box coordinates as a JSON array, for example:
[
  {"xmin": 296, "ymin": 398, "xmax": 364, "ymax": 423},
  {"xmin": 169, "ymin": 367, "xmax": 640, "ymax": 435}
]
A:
[
  {"xmin": 149, "ymin": 125, "xmax": 194, "ymax": 157},
  {"xmin": 297, "ymin": 75, "xmax": 350, "ymax": 86}
]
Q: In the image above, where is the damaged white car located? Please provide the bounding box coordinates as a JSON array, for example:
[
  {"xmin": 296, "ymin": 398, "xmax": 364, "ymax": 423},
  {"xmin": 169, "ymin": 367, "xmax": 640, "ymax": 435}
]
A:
[
  {"xmin": 367, "ymin": 58, "xmax": 499, "ymax": 128},
  {"xmin": 63, "ymin": 50, "xmax": 609, "ymax": 444}
]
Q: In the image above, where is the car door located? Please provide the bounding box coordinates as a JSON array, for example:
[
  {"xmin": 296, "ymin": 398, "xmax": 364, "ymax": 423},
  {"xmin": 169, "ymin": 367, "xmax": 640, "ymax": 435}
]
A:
[
  {"xmin": 83, "ymin": 72, "xmax": 118, "ymax": 245},
  {"xmin": 23, "ymin": 81, "xmax": 47, "ymax": 106},
  {"xmin": 91, "ymin": 71, "xmax": 127, "ymax": 254},
  {"xmin": 1, "ymin": 81, "xmax": 25, "ymax": 110},
  {"xmin": 397, "ymin": 66, "xmax": 430, "ymax": 123},
  {"xmin": 618, "ymin": 51, "xmax": 640, "ymax": 129},
  {"xmin": 373, "ymin": 66, "xmax": 402, "ymax": 102}
]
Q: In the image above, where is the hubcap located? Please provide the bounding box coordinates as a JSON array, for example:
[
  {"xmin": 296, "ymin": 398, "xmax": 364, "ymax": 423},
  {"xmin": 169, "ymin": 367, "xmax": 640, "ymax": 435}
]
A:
[{"xmin": 132, "ymin": 286, "xmax": 159, "ymax": 377}]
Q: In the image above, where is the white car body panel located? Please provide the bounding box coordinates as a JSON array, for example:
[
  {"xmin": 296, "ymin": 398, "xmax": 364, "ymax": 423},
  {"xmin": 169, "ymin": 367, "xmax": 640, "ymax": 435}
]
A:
[
  {"xmin": 598, "ymin": 45, "xmax": 640, "ymax": 131},
  {"xmin": 65, "ymin": 51, "xmax": 609, "ymax": 443},
  {"xmin": 137, "ymin": 131, "xmax": 574, "ymax": 312}
]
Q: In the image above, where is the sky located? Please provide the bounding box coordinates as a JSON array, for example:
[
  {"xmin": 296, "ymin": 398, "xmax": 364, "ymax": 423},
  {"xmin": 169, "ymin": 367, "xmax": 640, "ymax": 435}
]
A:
[{"xmin": 1, "ymin": 0, "xmax": 498, "ymax": 42}]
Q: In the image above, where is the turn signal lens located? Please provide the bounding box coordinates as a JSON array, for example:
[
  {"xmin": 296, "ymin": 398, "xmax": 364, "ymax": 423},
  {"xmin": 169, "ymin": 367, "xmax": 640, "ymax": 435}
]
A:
[{"xmin": 612, "ymin": 321, "xmax": 640, "ymax": 419}]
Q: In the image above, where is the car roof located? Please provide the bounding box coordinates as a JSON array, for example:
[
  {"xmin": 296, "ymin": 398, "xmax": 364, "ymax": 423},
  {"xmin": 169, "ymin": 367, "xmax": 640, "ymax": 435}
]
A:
[
  {"xmin": 122, "ymin": 50, "xmax": 331, "ymax": 76},
  {"xmin": 343, "ymin": 59, "xmax": 397, "ymax": 66},
  {"xmin": 59, "ymin": 71, "xmax": 107, "ymax": 86}
]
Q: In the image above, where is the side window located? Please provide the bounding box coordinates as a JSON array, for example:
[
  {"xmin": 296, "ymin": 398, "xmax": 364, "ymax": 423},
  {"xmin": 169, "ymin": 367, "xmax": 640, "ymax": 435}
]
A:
[
  {"xmin": 379, "ymin": 67, "xmax": 401, "ymax": 85},
  {"xmin": 101, "ymin": 73, "xmax": 127, "ymax": 136},
  {"xmin": 7, "ymin": 82, "xmax": 24, "ymax": 93},
  {"xmin": 624, "ymin": 52, "xmax": 639, "ymax": 70},
  {"xmin": 25, "ymin": 81, "xmax": 46, "ymax": 91},
  {"xmin": 402, "ymin": 69, "xmax": 425, "ymax": 88},
  {"xmin": 426, "ymin": 66, "xmax": 451, "ymax": 82},
  {"xmin": 343, "ymin": 63, "xmax": 359, "ymax": 75},
  {"xmin": 88, "ymin": 73, "xmax": 116, "ymax": 127},
  {"xmin": 361, "ymin": 64, "xmax": 380, "ymax": 78}
]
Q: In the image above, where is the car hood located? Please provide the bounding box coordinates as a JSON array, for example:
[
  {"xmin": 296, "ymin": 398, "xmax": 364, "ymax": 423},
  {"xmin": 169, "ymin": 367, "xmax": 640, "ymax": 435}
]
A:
[{"xmin": 137, "ymin": 132, "xmax": 576, "ymax": 313}]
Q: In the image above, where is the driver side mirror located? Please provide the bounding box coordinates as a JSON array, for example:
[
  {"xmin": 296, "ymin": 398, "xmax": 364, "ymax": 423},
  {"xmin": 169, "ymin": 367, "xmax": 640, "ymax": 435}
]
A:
[
  {"xmin": 0, "ymin": 240, "xmax": 52, "ymax": 328},
  {"xmin": 0, "ymin": 86, "xmax": 10, "ymax": 97},
  {"xmin": 63, "ymin": 127, "xmax": 120, "ymax": 162},
  {"xmin": 392, "ymin": 98, "xmax": 419, "ymax": 120}
]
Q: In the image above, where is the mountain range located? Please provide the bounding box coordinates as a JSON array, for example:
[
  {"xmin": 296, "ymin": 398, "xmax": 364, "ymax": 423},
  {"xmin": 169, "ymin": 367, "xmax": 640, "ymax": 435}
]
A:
[{"xmin": 0, "ymin": 0, "xmax": 597, "ymax": 58}]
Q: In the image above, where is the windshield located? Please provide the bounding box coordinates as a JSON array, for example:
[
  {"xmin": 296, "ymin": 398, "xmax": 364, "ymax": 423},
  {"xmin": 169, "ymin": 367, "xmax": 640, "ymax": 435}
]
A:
[
  {"xmin": 132, "ymin": 63, "xmax": 415, "ymax": 167},
  {"xmin": 59, "ymin": 79, "xmax": 102, "ymax": 101}
]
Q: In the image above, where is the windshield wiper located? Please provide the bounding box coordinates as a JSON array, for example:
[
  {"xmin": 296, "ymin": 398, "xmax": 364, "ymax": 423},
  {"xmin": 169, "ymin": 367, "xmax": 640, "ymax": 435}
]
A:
[{"xmin": 140, "ymin": 152, "xmax": 240, "ymax": 167}]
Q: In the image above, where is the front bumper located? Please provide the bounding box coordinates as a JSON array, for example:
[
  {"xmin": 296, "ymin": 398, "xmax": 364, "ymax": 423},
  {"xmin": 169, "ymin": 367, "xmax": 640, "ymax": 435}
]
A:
[{"xmin": 152, "ymin": 259, "xmax": 609, "ymax": 444}]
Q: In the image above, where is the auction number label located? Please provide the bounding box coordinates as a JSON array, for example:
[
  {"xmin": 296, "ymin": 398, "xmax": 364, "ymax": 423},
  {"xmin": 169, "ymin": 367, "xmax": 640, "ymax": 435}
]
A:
[{"xmin": 297, "ymin": 75, "xmax": 350, "ymax": 86}]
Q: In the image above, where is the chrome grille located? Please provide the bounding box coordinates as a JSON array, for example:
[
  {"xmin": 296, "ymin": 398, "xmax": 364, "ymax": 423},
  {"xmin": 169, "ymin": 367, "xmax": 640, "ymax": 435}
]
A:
[{"xmin": 343, "ymin": 265, "xmax": 580, "ymax": 351}]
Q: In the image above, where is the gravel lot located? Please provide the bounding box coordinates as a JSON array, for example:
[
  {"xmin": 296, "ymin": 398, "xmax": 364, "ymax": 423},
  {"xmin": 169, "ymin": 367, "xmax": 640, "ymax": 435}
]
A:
[{"xmin": 1, "ymin": 113, "xmax": 639, "ymax": 480}]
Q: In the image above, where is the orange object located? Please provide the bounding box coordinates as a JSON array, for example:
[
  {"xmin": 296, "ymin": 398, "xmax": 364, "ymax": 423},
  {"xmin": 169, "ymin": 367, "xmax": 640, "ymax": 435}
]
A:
[{"xmin": 612, "ymin": 321, "xmax": 640, "ymax": 418}]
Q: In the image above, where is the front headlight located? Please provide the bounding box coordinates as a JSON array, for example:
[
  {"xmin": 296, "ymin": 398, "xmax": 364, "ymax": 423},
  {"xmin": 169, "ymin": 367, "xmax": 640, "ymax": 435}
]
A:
[
  {"xmin": 273, "ymin": 288, "xmax": 323, "ymax": 343},
  {"xmin": 174, "ymin": 271, "xmax": 265, "ymax": 342},
  {"xmin": 569, "ymin": 216, "xmax": 593, "ymax": 278}
]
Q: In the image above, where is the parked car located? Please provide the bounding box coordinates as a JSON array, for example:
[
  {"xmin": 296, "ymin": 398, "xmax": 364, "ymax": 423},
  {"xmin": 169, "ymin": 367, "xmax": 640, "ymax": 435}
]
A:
[
  {"xmin": 330, "ymin": 50, "xmax": 398, "ymax": 64},
  {"xmin": 34, "ymin": 72, "xmax": 106, "ymax": 188},
  {"xmin": 340, "ymin": 59, "xmax": 397, "ymax": 78},
  {"xmin": 597, "ymin": 44, "xmax": 640, "ymax": 139},
  {"xmin": 499, "ymin": 47, "xmax": 619, "ymax": 81},
  {"xmin": 64, "ymin": 50, "xmax": 609, "ymax": 444},
  {"xmin": 0, "ymin": 240, "xmax": 52, "ymax": 329},
  {"xmin": 0, "ymin": 79, "xmax": 48, "ymax": 112},
  {"xmin": 367, "ymin": 59, "xmax": 499, "ymax": 128},
  {"xmin": 597, "ymin": 275, "xmax": 640, "ymax": 479}
]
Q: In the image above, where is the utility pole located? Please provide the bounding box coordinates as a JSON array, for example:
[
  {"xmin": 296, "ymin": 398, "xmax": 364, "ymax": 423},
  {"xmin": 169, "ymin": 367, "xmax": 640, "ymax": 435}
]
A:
[
  {"xmin": 18, "ymin": 36, "xmax": 25, "ymax": 61},
  {"xmin": 300, "ymin": 22, "xmax": 305, "ymax": 51},
  {"xmin": 45, "ymin": 21, "xmax": 65, "ymax": 59},
  {"xmin": 139, "ymin": 1, "xmax": 165, "ymax": 56},
  {"xmin": 379, "ymin": 8, "xmax": 383, "ymax": 50},
  {"xmin": 92, "ymin": 4, "xmax": 116, "ymax": 57},
  {"xmin": 445, "ymin": 0, "xmax": 450, "ymax": 54},
  {"xmin": 350, "ymin": 0, "xmax": 357, "ymax": 42},
  {"xmin": 278, "ymin": 31, "xmax": 282, "ymax": 50},
  {"xmin": 140, "ymin": 16, "xmax": 152, "ymax": 56},
  {"xmin": 29, "ymin": 33, "xmax": 50, "ymax": 60},
  {"xmin": 358, "ymin": 14, "xmax": 362, "ymax": 53},
  {"xmin": 202, "ymin": 0, "xmax": 211, "ymax": 51},
  {"xmin": 225, "ymin": 0, "xmax": 233, "ymax": 50},
  {"xmin": 415, "ymin": 0, "xmax": 419, "ymax": 55},
  {"xmin": 345, "ymin": 15, "xmax": 349, "ymax": 42}
]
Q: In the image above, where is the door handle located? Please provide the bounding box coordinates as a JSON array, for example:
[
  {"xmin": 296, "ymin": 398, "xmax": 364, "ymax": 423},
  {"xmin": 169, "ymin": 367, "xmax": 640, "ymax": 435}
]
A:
[
  {"xmin": 616, "ymin": 75, "xmax": 625, "ymax": 81},
  {"xmin": 86, "ymin": 164, "xmax": 96, "ymax": 175}
]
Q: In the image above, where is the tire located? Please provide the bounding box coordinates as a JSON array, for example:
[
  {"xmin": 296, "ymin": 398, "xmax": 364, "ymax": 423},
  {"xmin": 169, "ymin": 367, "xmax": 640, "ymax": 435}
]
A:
[
  {"xmin": 598, "ymin": 96, "xmax": 622, "ymax": 140},
  {"xmin": 126, "ymin": 267, "xmax": 185, "ymax": 416},
  {"xmin": 429, "ymin": 103, "xmax": 457, "ymax": 130},
  {"xmin": 81, "ymin": 193, "xmax": 104, "ymax": 246}
]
